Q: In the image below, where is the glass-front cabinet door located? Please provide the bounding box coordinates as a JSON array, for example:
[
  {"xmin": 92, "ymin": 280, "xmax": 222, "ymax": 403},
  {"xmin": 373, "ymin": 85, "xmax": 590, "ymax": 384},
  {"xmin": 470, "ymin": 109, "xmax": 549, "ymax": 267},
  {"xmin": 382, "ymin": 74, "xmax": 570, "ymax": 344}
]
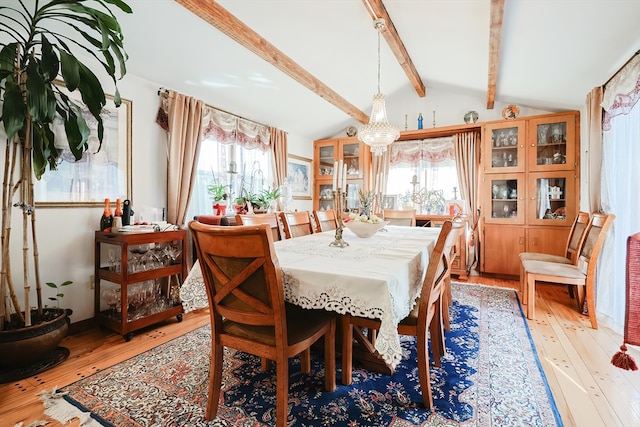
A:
[
  {"xmin": 527, "ymin": 171, "xmax": 576, "ymax": 226},
  {"xmin": 527, "ymin": 114, "xmax": 576, "ymax": 171},
  {"xmin": 483, "ymin": 121, "xmax": 526, "ymax": 173},
  {"xmin": 316, "ymin": 141, "xmax": 336, "ymax": 179},
  {"xmin": 483, "ymin": 173, "xmax": 524, "ymax": 225},
  {"xmin": 316, "ymin": 182, "xmax": 334, "ymax": 212},
  {"xmin": 341, "ymin": 141, "xmax": 365, "ymax": 180}
]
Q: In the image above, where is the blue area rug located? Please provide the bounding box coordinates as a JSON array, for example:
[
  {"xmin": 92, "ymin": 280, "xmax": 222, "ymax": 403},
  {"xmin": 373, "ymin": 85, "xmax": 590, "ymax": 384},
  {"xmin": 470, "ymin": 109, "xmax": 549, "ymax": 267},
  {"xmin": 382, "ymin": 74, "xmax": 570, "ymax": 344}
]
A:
[{"xmin": 43, "ymin": 283, "xmax": 562, "ymax": 426}]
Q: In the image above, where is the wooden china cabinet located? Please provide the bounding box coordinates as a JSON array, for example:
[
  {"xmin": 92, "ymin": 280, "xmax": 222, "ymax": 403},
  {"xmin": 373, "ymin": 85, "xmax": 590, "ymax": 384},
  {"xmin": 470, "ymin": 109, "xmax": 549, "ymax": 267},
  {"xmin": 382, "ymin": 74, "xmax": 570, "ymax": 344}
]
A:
[
  {"xmin": 480, "ymin": 111, "xmax": 580, "ymax": 279},
  {"xmin": 313, "ymin": 137, "xmax": 371, "ymax": 212}
]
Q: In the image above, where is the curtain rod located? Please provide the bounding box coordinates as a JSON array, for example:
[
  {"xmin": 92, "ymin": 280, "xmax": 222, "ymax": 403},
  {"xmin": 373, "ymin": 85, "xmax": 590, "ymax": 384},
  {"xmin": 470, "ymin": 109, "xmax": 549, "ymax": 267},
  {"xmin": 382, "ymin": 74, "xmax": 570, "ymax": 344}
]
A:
[
  {"xmin": 604, "ymin": 49, "xmax": 640, "ymax": 88},
  {"xmin": 157, "ymin": 87, "xmax": 271, "ymax": 130}
]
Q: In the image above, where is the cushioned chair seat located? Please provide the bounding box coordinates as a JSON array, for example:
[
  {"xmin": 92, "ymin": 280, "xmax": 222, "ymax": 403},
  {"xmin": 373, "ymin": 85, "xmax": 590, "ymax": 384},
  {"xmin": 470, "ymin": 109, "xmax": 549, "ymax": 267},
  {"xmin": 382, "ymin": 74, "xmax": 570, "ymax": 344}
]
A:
[
  {"xmin": 223, "ymin": 304, "xmax": 335, "ymax": 346},
  {"xmin": 519, "ymin": 253, "xmax": 573, "ymax": 264},
  {"xmin": 521, "ymin": 259, "xmax": 586, "ymax": 280}
]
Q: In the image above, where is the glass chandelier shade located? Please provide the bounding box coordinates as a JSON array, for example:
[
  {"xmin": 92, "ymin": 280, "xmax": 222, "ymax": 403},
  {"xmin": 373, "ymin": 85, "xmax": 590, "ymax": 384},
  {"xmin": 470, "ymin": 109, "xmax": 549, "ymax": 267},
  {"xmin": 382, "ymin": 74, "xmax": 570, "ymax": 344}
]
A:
[
  {"xmin": 358, "ymin": 18, "xmax": 400, "ymax": 156},
  {"xmin": 358, "ymin": 92, "xmax": 400, "ymax": 155}
]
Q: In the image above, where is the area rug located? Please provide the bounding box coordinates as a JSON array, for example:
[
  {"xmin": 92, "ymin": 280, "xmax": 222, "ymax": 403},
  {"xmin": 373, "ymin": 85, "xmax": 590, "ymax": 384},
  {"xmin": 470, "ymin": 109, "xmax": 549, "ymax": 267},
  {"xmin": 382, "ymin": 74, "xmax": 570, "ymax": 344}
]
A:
[{"xmin": 41, "ymin": 283, "xmax": 563, "ymax": 426}]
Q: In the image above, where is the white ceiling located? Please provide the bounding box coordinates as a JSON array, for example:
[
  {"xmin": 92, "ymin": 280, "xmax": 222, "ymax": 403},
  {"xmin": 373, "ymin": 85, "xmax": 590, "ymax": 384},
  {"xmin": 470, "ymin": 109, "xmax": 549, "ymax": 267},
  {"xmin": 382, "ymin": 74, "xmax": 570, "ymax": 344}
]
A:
[{"xmin": 115, "ymin": 0, "xmax": 640, "ymax": 142}]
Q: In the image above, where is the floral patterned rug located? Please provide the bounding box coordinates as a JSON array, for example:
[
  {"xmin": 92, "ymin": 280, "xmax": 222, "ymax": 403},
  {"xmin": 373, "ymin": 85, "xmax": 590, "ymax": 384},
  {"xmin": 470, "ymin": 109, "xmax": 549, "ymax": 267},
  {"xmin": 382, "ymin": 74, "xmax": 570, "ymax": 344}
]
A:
[{"xmin": 42, "ymin": 283, "xmax": 562, "ymax": 426}]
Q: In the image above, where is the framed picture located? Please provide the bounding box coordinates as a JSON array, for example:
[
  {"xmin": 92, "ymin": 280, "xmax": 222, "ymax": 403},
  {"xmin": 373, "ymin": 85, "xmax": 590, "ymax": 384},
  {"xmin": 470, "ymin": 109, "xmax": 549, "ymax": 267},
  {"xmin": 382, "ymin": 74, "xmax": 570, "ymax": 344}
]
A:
[
  {"xmin": 287, "ymin": 154, "xmax": 312, "ymax": 200},
  {"xmin": 34, "ymin": 82, "xmax": 132, "ymax": 207},
  {"xmin": 383, "ymin": 194, "xmax": 396, "ymax": 210}
]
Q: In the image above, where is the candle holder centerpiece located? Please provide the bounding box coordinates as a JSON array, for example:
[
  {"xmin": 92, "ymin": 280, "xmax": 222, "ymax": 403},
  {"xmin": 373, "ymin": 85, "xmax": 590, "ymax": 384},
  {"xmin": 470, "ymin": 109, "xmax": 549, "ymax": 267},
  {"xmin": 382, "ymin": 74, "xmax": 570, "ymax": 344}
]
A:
[{"xmin": 329, "ymin": 188, "xmax": 349, "ymax": 248}]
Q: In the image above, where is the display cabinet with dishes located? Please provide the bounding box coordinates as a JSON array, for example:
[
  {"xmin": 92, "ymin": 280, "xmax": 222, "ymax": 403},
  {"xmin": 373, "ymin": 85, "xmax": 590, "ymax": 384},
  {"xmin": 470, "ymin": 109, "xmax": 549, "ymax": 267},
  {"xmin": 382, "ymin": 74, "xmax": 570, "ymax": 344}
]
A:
[
  {"xmin": 484, "ymin": 120, "xmax": 526, "ymax": 174},
  {"xmin": 527, "ymin": 113, "xmax": 577, "ymax": 171},
  {"xmin": 481, "ymin": 111, "xmax": 579, "ymax": 278},
  {"xmin": 94, "ymin": 229, "xmax": 187, "ymax": 341},
  {"xmin": 313, "ymin": 137, "xmax": 371, "ymax": 212}
]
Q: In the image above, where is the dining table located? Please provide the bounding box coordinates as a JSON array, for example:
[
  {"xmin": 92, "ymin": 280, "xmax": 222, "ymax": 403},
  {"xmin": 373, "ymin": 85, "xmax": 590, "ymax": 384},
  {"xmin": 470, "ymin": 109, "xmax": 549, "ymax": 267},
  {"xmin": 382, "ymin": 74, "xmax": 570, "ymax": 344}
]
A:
[{"xmin": 180, "ymin": 224, "xmax": 440, "ymax": 371}]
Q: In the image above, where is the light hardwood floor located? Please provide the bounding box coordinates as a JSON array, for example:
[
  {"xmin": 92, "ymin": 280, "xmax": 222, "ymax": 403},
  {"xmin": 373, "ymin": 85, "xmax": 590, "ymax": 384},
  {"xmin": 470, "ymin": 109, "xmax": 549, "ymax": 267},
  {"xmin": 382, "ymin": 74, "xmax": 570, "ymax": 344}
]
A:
[{"xmin": 2, "ymin": 277, "xmax": 638, "ymax": 427}]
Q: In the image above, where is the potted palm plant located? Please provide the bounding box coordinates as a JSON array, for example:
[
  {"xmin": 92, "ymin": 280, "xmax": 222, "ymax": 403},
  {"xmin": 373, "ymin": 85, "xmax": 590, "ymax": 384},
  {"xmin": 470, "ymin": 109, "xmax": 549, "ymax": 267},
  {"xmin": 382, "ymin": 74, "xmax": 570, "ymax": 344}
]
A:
[{"xmin": 0, "ymin": 0, "xmax": 130, "ymax": 369}]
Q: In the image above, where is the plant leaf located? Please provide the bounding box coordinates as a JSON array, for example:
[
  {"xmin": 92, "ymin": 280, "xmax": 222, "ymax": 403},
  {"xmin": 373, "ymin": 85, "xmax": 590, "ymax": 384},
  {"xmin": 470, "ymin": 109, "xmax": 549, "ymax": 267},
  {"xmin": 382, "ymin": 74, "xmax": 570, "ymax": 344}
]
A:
[
  {"xmin": 39, "ymin": 34, "xmax": 59, "ymax": 82},
  {"xmin": 59, "ymin": 51, "xmax": 80, "ymax": 91},
  {"xmin": 2, "ymin": 81, "xmax": 26, "ymax": 140}
]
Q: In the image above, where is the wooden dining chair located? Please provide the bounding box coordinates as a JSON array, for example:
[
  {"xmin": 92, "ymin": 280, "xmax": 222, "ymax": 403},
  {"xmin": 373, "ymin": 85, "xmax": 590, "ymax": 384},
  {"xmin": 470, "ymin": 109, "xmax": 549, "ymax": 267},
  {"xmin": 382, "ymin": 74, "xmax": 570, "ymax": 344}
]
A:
[
  {"xmin": 521, "ymin": 213, "xmax": 615, "ymax": 329},
  {"xmin": 341, "ymin": 221, "xmax": 453, "ymax": 408},
  {"xmin": 236, "ymin": 213, "xmax": 285, "ymax": 241},
  {"xmin": 383, "ymin": 209, "xmax": 416, "ymax": 226},
  {"xmin": 312, "ymin": 210, "xmax": 338, "ymax": 232},
  {"xmin": 519, "ymin": 211, "xmax": 591, "ymax": 301},
  {"xmin": 441, "ymin": 219, "xmax": 466, "ymax": 332},
  {"xmin": 189, "ymin": 222, "xmax": 336, "ymax": 426},
  {"xmin": 279, "ymin": 211, "xmax": 315, "ymax": 238}
]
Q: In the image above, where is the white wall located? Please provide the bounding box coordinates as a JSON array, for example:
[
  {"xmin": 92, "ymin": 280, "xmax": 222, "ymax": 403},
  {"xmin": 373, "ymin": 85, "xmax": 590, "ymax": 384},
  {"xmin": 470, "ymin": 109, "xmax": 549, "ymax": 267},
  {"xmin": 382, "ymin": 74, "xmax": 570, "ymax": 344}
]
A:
[
  {"xmin": 7, "ymin": 70, "xmax": 558, "ymax": 324},
  {"xmin": 8, "ymin": 72, "xmax": 167, "ymax": 323}
]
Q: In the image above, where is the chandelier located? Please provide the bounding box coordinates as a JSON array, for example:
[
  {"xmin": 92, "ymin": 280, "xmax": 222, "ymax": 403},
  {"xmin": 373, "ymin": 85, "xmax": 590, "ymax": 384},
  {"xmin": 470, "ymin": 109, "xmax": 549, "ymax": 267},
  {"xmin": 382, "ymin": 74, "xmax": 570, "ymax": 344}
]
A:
[{"xmin": 358, "ymin": 18, "xmax": 400, "ymax": 156}]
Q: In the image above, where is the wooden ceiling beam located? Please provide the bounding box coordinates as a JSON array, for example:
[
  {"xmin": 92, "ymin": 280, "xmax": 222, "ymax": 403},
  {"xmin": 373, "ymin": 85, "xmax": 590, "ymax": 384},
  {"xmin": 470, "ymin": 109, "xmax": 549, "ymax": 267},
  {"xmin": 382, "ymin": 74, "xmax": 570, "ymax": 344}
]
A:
[
  {"xmin": 486, "ymin": 0, "xmax": 505, "ymax": 109},
  {"xmin": 362, "ymin": 0, "xmax": 426, "ymax": 97},
  {"xmin": 175, "ymin": 0, "xmax": 370, "ymax": 124}
]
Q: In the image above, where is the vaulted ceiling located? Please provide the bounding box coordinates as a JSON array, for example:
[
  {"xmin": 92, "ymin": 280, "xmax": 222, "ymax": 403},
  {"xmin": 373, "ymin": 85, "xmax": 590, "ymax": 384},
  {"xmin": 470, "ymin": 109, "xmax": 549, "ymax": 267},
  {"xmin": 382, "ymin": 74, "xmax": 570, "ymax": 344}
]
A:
[{"xmin": 115, "ymin": 0, "xmax": 640, "ymax": 142}]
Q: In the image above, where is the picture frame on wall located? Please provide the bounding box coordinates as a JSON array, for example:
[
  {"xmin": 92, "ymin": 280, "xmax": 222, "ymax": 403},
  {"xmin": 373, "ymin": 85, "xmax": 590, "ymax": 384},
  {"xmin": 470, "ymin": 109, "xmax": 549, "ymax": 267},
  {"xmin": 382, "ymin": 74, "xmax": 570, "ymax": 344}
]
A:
[
  {"xmin": 34, "ymin": 81, "xmax": 132, "ymax": 207},
  {"xmin": 287, "ymin": 154, "xmax": 313, "ymax": 200},
  {"xmin": 383, "ymin": 194, "xmax": 396, "ymax": 210}
]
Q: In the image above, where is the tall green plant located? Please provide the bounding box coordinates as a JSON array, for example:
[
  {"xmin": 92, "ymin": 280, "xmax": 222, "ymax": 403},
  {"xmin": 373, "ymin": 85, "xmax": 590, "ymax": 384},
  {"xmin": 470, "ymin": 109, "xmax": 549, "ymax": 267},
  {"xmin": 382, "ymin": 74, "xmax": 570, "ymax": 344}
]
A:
[{"xmin": 0, "ymin": 0, "xmax": 131, "ymax": 329}]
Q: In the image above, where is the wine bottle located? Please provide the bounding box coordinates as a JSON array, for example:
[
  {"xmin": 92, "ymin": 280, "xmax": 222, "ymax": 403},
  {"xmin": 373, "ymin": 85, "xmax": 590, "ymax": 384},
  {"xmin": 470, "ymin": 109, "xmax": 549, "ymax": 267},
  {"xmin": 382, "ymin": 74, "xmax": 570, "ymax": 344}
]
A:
[
  {"xmin": 122, "ymin": 199, "xmax": 132, "ymax": 226},
  {"xmin": 114, "ymin": 198, "xmax": 123, "ymax": 218},
  {"xmin": 100, "ymin": 198, "xmax": 113, "ymax": 231}
]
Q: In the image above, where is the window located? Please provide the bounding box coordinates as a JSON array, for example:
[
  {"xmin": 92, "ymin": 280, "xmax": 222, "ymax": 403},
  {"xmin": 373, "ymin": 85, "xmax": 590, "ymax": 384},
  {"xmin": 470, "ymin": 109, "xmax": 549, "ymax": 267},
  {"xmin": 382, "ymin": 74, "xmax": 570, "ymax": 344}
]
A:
[
  {"xmin": 387, "ymin": 137, "xmax": 460, "ymax": 213},
  {"xmin": 187, "ymin": 136, "xmax": 274, "ymax": 219}
]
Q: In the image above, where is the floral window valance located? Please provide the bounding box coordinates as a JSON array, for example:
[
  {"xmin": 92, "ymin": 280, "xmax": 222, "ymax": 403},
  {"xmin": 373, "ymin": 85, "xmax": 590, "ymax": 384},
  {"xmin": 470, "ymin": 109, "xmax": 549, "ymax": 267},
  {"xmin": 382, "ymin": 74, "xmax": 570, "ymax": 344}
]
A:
[
  {"xmin": 602, "ymin": 54, "xmax": 640, "ymax": 131},
  {"xmin": 389, "ymin": 136, "xmax": 455, "ymax": 166},
  {"xmin": 202, "ymin": 106, "xmax": 271, "ymax": 152}
]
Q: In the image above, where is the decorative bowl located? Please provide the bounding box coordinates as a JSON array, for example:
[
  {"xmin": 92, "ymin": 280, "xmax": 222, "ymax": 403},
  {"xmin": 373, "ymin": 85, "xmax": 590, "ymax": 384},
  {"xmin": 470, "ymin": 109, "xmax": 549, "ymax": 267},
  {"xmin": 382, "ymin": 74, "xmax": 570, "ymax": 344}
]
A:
[{"xmin": 344, "ymin": 220, "xmax": 388, "ymax": 238}]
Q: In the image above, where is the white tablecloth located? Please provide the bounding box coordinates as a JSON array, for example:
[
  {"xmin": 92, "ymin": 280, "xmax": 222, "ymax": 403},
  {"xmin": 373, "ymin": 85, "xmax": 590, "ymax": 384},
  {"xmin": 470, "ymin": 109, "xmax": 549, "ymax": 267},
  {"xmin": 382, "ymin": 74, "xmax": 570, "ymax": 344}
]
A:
[{"xmin": 180, "ymin": 225, "xmax": 440, "ymax": 368}]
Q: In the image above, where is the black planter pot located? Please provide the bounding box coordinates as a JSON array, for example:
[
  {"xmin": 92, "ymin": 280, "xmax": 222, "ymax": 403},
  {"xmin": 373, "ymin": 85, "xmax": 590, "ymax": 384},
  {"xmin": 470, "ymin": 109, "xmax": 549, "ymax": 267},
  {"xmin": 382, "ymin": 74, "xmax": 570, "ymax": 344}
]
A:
[{"xmin": 0, "ymin": 308, "xmax": 70, "ymax": 369}]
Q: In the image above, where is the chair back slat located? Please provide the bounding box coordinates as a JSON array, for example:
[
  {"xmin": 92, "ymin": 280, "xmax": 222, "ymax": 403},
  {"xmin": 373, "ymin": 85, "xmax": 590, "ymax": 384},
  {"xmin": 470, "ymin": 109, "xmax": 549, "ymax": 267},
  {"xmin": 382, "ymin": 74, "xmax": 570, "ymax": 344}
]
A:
[
  {"xmin": 383, "ymin": 209, "xmax": 416, "ymax": 226},
  {"xmin": 236, "ymin": 213, "xmax": 285, "ymax": 241},
  {"xmin": 566, "ymin": 212, "xmax": 591, "ymax": 262},
  {"xmin": 279, "ymin": 211, "xmax": 315, "ymax": 238},
  {"xmin": 313, "ymin": 210, "xmax": 338, "ymax": 232},
  {"xmin": 189, "ymin": 222, "xmax": 287, "ymax": 330},
  {"xmin": 416, "ymin": 221, "xmax": 452, "ymax": 320},
  {"xmin": 577, "ymin": 213, "xmax": 615, "ymax": 275}
]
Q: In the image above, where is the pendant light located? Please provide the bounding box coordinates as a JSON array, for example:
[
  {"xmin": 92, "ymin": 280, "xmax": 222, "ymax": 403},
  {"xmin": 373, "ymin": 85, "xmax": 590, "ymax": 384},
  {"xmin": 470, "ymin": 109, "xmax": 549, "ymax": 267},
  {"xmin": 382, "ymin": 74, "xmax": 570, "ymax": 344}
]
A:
[{"xmin": 358, "ymin": 18, "xmax": 400, "ymax": 156}]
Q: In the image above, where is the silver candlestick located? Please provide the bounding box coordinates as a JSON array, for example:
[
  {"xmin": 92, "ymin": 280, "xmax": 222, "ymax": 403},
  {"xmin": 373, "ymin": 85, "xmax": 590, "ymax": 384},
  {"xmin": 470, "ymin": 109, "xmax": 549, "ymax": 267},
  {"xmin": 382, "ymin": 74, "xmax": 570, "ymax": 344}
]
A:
[{"xmin": 329, "ymin": 189, "xmax": 349, "ymax": 248}]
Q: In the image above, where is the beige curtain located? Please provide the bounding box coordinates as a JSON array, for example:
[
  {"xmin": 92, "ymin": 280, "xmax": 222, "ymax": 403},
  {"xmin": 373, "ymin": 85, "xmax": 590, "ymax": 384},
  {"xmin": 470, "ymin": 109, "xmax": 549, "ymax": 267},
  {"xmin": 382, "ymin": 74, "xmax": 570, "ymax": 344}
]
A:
[
  {"xmin": 585, "ymin": 87, "xmax": 603, "ymax": 213},
  {"xmin": 271, "ymin": 128, "xmax": 288, "ymax": 187},
  {"xmin": 270, "ymin": 127, "xmax": 288, "ymax": 209},
  {"xmin": 165, "ymin": 91, "xmax": 204, "ymax": 226},
  {"xmin": 454, "ymin": 131, "xmax": 481, "ymax": 272}
]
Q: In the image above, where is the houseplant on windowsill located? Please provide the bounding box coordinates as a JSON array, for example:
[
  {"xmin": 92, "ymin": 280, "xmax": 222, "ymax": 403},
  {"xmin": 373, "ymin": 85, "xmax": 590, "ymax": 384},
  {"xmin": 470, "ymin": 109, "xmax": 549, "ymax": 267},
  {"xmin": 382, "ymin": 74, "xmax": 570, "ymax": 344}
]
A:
[
  {"xmin": 207, "ymin": 179, "xmax": 229, "ymax": 216},
  {"xmin": 0, "ymin": 0, "xmax": 130, "ymax": 370}
]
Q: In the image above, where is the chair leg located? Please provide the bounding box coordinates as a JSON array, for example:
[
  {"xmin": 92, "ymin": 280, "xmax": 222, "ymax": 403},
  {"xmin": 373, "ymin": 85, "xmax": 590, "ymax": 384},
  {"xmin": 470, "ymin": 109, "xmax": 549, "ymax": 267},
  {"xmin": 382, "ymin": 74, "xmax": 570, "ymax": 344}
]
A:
[
  {"xmin": 300, "ymin": 348, "xmax": 311, "ymax": 374},
  {"xmin": 205, "ymin": 343, "xmax": 224, "ymax": 420},
  {"xmin": 574, "ymin": 286, "xmax": 586, "ymax": 311},
  {"xmin": 261, "ymin": 357, "xmax": 272, "ymax": 371},
  {"xmin": 526, "ymin": 273, "xmax": 536, "ymax": 320},
  {"xmin": 275, "ymin": 352, "xmax": 288, "ymax": 427},
  {"xmin": 416, "ymin": 328, "xmax": 434, "ymax": 409},
  {"xmin": 341, "ymin": 315, "xmax": 353, "ymax": 385},
  {"xmin": 429, "ymin": 309, "xmax": 444, "ymax": 367},
  {"xmin": 442, "ymin": 276, "xmax": 452, "ymax": 332},
  {"xmin": 520, "ymin": 262, "xmax": 527, "ymax": 305},
  {"xmin": 324, "ymin": 318, "xmax": 336, "ymax": 391},
  {"xmin": 585, "ymin": 281, "xmax": 598, "ymax": 330}
]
